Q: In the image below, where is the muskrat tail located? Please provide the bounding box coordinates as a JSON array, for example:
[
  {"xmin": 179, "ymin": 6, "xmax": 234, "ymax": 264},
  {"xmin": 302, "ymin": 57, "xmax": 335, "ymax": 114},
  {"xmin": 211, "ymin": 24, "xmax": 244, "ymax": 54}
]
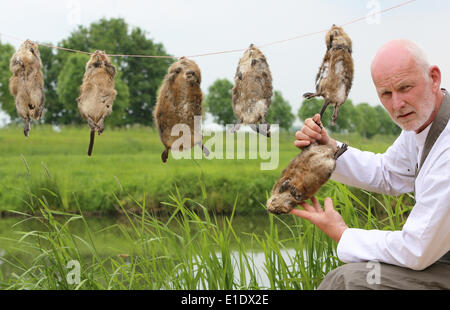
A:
[{"xmin": 88, "ymin": 129, "xmax": 95, "ymax": 156}]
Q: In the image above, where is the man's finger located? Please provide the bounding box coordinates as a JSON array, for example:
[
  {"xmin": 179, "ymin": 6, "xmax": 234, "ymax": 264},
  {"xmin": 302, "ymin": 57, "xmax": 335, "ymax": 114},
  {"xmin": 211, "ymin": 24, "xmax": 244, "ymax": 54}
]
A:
[
  {"xmin": 305, "ymin": 117, "xmax": 323, "ymax": 133},
  {"xmin": 295, "ymin": 131, "xmax": 315, "ymax": 142},
  {"xmin": 310, "ymin": 196, "xmax": 323, "ymax": 212},
  {"xmin": 312, "ymin": 113, "xmax": 321, "ymax": 124},
  {"xmin": 289, "ymin": 208, "xmax": 313, "ymax": 221},
  {"xmin": 323, "ymin": 197, "xmax": 334, "ymax": 212},
  {"xmin": 302, "ymin": 126, "xmax": 322, "ymax": 141},
  {"xmin": 300, "ymin": 201, "xmax": 315, "ymax": 212},
  {"xmin": 294, "ymin": 140, "xmax": 311, "ymax": 148}
]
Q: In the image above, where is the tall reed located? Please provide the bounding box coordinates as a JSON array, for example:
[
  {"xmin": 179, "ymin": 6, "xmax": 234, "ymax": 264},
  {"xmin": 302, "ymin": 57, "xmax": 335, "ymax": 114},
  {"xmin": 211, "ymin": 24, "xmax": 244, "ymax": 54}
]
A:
[{"xmin": 0, "ymin": 182, "xmax": 412, "ymax": 289}]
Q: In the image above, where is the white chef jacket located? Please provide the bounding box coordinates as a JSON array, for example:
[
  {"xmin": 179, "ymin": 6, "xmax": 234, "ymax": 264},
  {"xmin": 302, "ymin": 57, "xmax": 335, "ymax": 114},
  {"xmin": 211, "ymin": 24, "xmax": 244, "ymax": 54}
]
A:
[{"xmin": 331, "ymin": 120, "xmax": 450, "ymax": 271}]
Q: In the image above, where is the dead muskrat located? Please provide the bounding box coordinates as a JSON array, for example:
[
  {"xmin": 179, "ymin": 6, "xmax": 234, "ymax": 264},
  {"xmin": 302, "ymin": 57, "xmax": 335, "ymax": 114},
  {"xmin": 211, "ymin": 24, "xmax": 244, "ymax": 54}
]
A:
[
  {"xmin": 9, "ymin": 39, "xmax": 45, "ymax": 137},
  {"xmin": 303, "ymin": 24, "xmax": 353, "ymax": 126},
  {"xmin": 154, "ymin": 57, "xmax": 209, "ymax": 163},
  {"xmin": 266, "ymin": 142, "xmax": 348, "ymax": 214},
  {"xmin": 230, "ymin": 44, "xmax": 272, "ymax": 137},
  {"xmin": 77, "ymin": 50, "xmax": 117, "ymax": 156}
]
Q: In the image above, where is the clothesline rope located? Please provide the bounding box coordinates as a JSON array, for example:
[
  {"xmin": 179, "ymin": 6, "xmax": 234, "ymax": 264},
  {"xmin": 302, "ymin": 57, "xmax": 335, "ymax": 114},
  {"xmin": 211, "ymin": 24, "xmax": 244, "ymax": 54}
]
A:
[{"xmin": 0, "ymin": 0, "xmax": 417, "ymax": 59}]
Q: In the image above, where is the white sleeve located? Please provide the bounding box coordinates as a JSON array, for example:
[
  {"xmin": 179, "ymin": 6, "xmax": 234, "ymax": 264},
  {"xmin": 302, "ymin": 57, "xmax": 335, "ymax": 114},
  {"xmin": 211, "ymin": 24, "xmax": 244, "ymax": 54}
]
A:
[
  {"xmin": 336, "ymin": 146, "xmax": 450, "ymax": 270},
  {"xmin": 331, "ymin": 132, "xmax": 416, "ymax": 195}
]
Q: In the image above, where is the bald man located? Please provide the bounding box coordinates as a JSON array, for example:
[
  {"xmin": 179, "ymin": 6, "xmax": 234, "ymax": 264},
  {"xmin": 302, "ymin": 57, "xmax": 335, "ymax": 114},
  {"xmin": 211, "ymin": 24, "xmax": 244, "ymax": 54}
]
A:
[{"xmin": 293, "ymin": 40, "xmax": 450, "ymax": 289}]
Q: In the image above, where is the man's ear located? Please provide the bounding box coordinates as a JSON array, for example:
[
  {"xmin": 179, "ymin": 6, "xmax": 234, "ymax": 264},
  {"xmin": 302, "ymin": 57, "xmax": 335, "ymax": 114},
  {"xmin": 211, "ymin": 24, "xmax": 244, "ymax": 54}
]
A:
[{"xmin": 429, "ymin": 65, "xmax": 441, "ymax": 93}]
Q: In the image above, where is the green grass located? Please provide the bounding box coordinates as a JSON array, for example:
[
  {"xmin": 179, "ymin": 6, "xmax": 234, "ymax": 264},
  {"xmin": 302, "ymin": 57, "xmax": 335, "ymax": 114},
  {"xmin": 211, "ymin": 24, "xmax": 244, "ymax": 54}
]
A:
[
  {"xmin": 0, "ymin": 124, "xmax": 397, "ymax": 215},
  {"xmin": 0, "ymin": 184, "xmax": 412, "ymax": 289},
  {"xmin": 0, "ymin": 124, "xmax": 412, "ymax": 289}
]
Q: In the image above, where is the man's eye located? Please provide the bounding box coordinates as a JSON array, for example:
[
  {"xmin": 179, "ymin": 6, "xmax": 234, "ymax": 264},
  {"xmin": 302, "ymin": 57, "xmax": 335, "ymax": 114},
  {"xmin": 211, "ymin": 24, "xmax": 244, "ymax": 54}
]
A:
[
  {"xmin": 382, "ymin": 91, "xmax": 392, "ymax": 97},
  {"xmin": 401, "ymin": 85, "xmax": 412, "ymax": 92}
]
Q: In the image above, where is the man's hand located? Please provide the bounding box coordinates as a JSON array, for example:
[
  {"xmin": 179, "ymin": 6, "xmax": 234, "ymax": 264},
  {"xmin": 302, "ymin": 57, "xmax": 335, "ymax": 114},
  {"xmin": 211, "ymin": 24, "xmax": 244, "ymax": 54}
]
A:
[
  {"xmin": 289, "ymin": 196, "xmax": 348, "ymax": 243},
  {"xmin": 294, "ymin": 114, "xmax": 337, "ymax": 149}
]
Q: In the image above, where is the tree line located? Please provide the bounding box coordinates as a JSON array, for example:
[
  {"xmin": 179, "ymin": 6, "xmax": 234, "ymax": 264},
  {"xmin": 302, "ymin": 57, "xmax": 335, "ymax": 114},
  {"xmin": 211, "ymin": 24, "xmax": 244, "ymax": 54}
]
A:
[
  {"xmin": 297, "ymin": 97, "xmax": 401, "ymax": 137},
  {"xmin": 205, "ymin": 79, "xmax": 400, "ymax": 138},
  {"xmin": 0, "ymin": 18, "xmax": 400, "ymax": 138}
]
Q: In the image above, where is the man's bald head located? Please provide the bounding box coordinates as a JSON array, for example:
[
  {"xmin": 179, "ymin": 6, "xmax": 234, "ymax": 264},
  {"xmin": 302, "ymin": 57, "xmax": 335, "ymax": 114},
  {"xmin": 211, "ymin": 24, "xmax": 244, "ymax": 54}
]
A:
[{"xmin": 371, "ymin": 40, "xmax": 430, "ymax": 81}]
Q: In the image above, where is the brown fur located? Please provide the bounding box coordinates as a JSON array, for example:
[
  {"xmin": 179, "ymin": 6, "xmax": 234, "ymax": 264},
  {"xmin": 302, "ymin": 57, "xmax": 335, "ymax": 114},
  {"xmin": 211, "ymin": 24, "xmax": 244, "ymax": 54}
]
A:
[
  {"xmin": 9, "ymin": 40, "xmax": 45, "ymax": 137},
  {"xmin": 267, "ymin": 143, "xmax": 348, "ymax": 214},
  {"xmin": 303, "ymin": 25, "xmax": 354, "ymax": 125},
  {"xmin": 231, "ymin": 44, "xmax": 273, "ymax": 137},
  {"xmin": 154, "ymin": 57, "xmax": 209, "ymax": 163},
  {"xmin": 77, "ymin": 50, "xmax": 117, "ymax": 156}
]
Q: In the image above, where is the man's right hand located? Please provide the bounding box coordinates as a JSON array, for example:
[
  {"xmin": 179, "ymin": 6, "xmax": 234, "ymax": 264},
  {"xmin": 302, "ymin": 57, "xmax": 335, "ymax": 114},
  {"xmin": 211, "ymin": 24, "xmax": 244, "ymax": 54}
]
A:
[{"xmin": 294, "ymin": 114, "xmax": 336, "ymax": 149}]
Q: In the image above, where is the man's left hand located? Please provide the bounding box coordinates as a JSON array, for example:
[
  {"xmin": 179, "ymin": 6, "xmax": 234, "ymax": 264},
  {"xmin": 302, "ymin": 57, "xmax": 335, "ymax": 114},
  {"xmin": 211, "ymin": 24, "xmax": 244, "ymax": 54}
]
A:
[{"xmin": 289, "ymin": 196, "xmax": 348, "ymax": 243}]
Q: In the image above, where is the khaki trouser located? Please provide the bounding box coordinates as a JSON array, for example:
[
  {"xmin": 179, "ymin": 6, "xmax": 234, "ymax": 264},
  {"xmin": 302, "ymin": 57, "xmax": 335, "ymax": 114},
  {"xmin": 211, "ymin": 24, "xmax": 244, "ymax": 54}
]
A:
[{"xmin": 318, "ymin": 262, "xmax": 450, "ymax": 290}]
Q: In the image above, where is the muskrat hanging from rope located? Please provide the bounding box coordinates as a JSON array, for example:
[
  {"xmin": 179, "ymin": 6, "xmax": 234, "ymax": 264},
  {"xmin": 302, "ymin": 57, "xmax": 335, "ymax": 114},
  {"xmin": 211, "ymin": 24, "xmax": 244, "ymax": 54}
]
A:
[
  {"xmin": 303, "ymin": 25, "xmax": 353, "ymax": 127},
  {"xmin": 9, "ymin": 40, "xmax": 45, "ymax": 137},
  {"xmin": 230, "ymin": 44, "xmax": 273, "ymax": 137},
  {"xmin": 154, "ymin": 57, "xmax": 209, "ymax": 163},
  {"xmin": 77, "ymin": 50, "xmax": 117, "ymax": 156}
]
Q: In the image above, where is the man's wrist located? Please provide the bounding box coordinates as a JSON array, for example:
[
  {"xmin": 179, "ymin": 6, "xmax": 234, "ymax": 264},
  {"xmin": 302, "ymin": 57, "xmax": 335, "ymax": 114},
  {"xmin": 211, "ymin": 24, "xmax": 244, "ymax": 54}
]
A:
[{"xmin": 335, "ymin": 225, "xmax": 348, "ymax": 243}]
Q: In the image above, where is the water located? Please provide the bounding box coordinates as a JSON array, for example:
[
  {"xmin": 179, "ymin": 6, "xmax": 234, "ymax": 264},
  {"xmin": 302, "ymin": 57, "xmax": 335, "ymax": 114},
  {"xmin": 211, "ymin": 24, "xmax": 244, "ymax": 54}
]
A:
[
  {"xmin": 0, "ymin": 250, "xmax": 4, "ymax": 266},
  {"xmin": 0, "ymin": 213, "xmax": 305, "ymax": 288},
  {"xmin": 210, "ymin": 249, "xmax": 299, "ymax": 289}
]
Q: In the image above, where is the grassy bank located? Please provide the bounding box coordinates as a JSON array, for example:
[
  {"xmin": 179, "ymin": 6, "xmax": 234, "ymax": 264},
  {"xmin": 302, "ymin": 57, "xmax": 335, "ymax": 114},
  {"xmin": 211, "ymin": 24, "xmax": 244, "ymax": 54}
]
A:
[
  {"xmin": 0, "ymin": 184, "xmax": 411, "ymax": 289},
  {"xmin": 0, "ymin": 124, "xmax": 397, "ymax": 216},
  {"xmin": 0, "ymin": 125, "xmax": 413, "ymax": 289}
]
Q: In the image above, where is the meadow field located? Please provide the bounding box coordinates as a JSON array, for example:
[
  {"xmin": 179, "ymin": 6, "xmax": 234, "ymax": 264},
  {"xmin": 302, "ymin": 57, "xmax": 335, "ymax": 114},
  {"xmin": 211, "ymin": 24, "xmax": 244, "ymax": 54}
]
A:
[
  {"xmin": 0, "ymin": 125, "xmax": 413, "ymax": 289},
  {"xmin": 0, "ymin": 124, "xmax": 397, "ymax": 215}
]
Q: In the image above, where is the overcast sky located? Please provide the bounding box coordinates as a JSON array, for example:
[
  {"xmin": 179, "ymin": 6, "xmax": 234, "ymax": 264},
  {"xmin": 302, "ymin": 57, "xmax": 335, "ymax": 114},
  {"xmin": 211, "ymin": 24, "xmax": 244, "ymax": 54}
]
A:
[{"xmin": 1, "ymin": 0, "xmax": 449, "ymax": 127}]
